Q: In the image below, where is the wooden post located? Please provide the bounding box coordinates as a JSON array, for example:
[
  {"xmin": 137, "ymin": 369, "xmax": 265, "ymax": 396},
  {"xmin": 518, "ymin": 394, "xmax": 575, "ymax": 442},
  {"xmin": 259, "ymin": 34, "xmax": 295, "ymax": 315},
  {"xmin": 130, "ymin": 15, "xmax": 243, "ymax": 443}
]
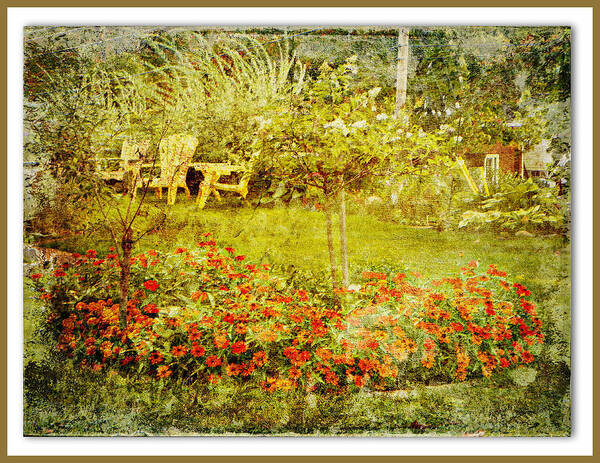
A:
[{"xmin": 394, "ymin": 27, "xmax": 409, "ymax": 117}]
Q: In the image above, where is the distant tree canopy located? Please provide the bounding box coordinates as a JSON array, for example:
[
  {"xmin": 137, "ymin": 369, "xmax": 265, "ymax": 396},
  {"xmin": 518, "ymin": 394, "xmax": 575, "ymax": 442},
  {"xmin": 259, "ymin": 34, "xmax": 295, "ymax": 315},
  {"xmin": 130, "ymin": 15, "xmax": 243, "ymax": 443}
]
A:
[{"xmin": 23, "ymin": 25, "xmax": 570, "ymax": 175}]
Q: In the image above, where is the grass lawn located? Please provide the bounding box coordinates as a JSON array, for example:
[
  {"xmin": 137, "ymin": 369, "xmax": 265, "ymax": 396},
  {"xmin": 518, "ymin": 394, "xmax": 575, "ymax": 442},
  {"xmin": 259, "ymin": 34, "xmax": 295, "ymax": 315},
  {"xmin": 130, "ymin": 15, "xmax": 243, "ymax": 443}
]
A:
[{"xmin": 24, "ymin": 200, "xmax": 571, "ymax": 436}]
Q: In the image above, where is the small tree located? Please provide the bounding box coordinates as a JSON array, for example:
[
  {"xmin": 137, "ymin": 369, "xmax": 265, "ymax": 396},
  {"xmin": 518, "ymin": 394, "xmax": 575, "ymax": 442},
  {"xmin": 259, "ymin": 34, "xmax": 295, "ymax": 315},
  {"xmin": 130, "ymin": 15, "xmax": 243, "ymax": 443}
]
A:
[
  {"xmin": 25, "ymin": 31, "xmax": 307, "ymax": 328},
  {"xmin": 257, "ymin": 57, "xmax": 415, "ymax": 289}
]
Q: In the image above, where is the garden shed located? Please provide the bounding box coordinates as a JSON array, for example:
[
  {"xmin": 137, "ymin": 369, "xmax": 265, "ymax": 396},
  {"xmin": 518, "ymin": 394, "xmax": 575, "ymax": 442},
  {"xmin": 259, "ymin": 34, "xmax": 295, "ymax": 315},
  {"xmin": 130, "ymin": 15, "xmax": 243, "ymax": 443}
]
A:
[{"xmin": 463, "ymin": 142, "xmax": 523, "ymax": 182}]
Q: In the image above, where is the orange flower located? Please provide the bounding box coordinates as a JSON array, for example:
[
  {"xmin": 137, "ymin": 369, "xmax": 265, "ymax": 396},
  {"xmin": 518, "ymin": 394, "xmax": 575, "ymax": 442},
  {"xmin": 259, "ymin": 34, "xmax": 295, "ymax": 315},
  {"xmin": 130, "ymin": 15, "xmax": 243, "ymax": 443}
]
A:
[
  {"xmin": 240, "ymin": 362, "xmax": 255, "ymax": 376},
  {"xmin": 156, "ymin": 365, "xmax": 172, "ymax": 379},
  {"xmin": 316, "ymin": 348, "xmax": 333, "ymax": 362},
  {"xmin": 521, "ymin": 351, "xmax": 534, "ymax": 363},
  {"xmin": 231, "ymin": 341, "xmax": 248, "ymax": 355},
  {"xmin": 252, "ymin": 351, "xmax": 268, "ymax": 367},
  {"xmin": 225, "ymin": 363, "xmax": 242, "ymax": 376},
  {"xmin": 206, "ymin": 355, "xmax": 222, "ymax": 367},
  {"xmin": 421, "ymin": 355, "xmax": 435, "ymax": 369},
  {"xmin": 188, "ymin": 329, "xmax": 203, "ymax": 341},
  {"xmin": 190, "ymin": 344, "xmax": 206, "ymax": 357},
  {"xmin": 171, "ymin": 345, "xmax": 188, "ymax": 357},
  {"xmin": 213, "ymin": 334, "xmax": 230, "ymax": 349}
]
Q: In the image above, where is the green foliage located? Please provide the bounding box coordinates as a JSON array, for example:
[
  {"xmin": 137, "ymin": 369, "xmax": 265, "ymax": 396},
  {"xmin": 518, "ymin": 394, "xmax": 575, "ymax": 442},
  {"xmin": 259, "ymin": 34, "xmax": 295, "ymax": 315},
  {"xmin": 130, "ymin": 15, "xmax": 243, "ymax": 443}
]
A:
[{"xmin": 458, "ymin": 177, "xmax": 567, "ymax": 233}]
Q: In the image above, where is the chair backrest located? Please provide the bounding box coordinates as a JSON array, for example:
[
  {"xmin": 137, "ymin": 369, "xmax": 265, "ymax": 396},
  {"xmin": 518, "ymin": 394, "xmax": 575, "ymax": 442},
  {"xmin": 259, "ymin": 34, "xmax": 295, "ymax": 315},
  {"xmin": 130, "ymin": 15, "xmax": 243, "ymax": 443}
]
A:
[
  {"xmin": 158, "ymin": 134, "xmax": 199, "ymax": 185},
  {"xmin": 121, "ymin": 139, "xmax": 150, "ymax": 162}
]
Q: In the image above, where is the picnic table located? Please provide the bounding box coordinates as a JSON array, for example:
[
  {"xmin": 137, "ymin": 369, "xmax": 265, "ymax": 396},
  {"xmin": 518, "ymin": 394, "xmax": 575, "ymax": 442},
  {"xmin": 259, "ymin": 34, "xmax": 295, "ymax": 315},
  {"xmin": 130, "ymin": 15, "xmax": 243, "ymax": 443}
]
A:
[{"xmin": 190, "ymin": 162, "xmax": 250, "ymax": 209}]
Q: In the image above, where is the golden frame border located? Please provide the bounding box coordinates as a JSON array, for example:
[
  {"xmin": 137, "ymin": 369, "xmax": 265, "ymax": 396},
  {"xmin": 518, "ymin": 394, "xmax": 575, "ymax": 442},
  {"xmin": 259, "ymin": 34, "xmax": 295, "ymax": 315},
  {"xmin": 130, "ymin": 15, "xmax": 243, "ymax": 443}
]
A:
[{"xmin": 2, "ymin": 4, "xmax": 598, "ymax": 462}]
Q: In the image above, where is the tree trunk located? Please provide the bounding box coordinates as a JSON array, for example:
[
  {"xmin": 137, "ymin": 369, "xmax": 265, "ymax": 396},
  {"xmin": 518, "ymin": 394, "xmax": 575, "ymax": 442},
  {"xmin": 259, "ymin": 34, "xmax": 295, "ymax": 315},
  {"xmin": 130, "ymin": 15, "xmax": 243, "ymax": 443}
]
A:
[
  {"xmin": 324, "ymin": 200, "xmax": 338, "ymax": 290},
  {"xmin": 338, "ymin": 189, "xmax": 349, "ymax": 288},
  {"xmin": 119, "ymin": 227, "xmax": 133, "ymax": 330},
  {"xmin": 394, "ymin": 27, "xmax": 409, "ymax": 117}
]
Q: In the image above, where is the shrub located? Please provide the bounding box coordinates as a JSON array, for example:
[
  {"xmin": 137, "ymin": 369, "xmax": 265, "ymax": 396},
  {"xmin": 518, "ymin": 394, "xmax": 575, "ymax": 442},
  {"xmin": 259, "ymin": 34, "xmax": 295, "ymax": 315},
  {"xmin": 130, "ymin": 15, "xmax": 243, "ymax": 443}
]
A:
[
  {"xmin": 29, "ymin": 238, "xmax": 544, "ymax": 393},
  {"xmin": 458, "ymin": 176, "xmax": 568, "ymax": 234},
  {"xmin": 350, "ymin": 261, "xmax": 544, "ymax": 383}
]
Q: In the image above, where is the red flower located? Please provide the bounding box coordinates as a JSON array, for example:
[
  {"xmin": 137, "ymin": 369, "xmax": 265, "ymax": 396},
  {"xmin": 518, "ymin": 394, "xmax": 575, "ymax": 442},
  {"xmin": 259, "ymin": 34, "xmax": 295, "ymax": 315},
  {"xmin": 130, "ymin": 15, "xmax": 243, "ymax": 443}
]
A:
[
  {"xmin": 143, "ymin": 280, "xmax": 159, "ymax": 292},
  {"xmin": 171, "ymin": 345, "xmax": 188, "ymax": 357},
  {"xmin": 484, "ymin": 301, "xmax": 496, "ymax": 316},
  {"xmin": 225, "ymin": 247, "xmax": 235, "ymax": 254},
  {"xmin": 188, "ymin": 329, "xmax": 202, "ymax": 341},
  {"xmin": 358, "ymin": 358, "xmax": 372, "ymax": 372},
  {"xmin": 354, "ymin": 375, "xmax": 365, "ymax": 388},
  {"xmin": 521, "ymin": 351, "xmax": 534, "ymax": 363},
  {"xmin": 175, "ymin": 247, "xmax": 187, "ymax": 254},
  {"xmin": 206, "ymin": 355, "xmax": 222, "ymax": 367},
  {"xmin": 235, "ymin": 255, "xmax": 245, "ymax": 261},
  {"xmin": 450, "ymin": 322, "xmax": 464, "ymax": 332},
  {"xmin": 231, "ymin": 341, "xmax": 248, "ymax": 355},
  {"xmin": 143, "ymin": 303, "xmax": 159, "ymax": 314},
  {"xmin": 288, "ymin": 366, "xmax": 301, "ymax": 380},
  {"xmin": 361, "ymin": 271, "xmax": 387, "ymax": 280},
  {"xmin": 149, "ymin": 352, "xmax": 164, "ymax": 364},
  {"xmin": 294, "ymin": 289, "xmax": 309, "ymax": 302},
  {"xmin": 190, "ymin": 344, "xmax": 206, "ymax": 357},
  {"xmin": 513, "ymin": 283, "xmax": 531, "ymax": 297},
  {"xmin": 487, "ymin": 265, "xmax": 507, "ymax": 277},
  {"xmin": 53, "ymin": 270, "xmax": 67, "ymax": 277},
  {"xmin": 424, "ymin": 338, "xmax": 436, "ymax": 351},
  {"xmin": 30, "ymin": 273, "xmax": 42, "ymax": 280}
]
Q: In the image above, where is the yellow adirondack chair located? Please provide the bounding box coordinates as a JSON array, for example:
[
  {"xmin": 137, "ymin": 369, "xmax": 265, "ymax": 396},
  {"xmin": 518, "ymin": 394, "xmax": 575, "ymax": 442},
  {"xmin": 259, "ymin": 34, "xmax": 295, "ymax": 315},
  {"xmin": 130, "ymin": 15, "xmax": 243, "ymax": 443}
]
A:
[
  {"xmin": 97, "ymin": 139, "xmax": 149, "ymax": 183},
  {"xmin": 135, "ymin": 134, "xmax": 198, "ymax": 205}
]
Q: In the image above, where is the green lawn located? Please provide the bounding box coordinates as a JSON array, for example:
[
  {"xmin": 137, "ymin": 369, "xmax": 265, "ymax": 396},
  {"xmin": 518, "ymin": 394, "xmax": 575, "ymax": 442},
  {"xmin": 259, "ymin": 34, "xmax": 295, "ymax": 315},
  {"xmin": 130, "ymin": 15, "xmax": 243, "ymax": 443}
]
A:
[{"xmin": 25, "ymin": 201, "xmax": 571, "ymax": 436}]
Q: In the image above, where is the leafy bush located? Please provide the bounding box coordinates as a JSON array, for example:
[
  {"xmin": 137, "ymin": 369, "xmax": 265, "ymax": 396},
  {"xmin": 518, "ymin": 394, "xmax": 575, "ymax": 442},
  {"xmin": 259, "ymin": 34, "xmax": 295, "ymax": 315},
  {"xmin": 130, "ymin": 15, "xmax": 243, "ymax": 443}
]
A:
[
  {"xmin": 458, "ymin": 176, "xmax": 567, "ymax": 234},
  {"xmin": 29, "ymin": 238, "xmax": 544, "ymax": 393}
]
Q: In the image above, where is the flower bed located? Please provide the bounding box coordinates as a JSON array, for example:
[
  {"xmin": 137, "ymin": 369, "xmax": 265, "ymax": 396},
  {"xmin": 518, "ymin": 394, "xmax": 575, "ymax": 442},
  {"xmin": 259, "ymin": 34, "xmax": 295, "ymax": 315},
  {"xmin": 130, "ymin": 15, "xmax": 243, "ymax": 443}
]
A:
[{"xmin": 29, "ymin": 236, "xmax": 544, "ymax": 393}]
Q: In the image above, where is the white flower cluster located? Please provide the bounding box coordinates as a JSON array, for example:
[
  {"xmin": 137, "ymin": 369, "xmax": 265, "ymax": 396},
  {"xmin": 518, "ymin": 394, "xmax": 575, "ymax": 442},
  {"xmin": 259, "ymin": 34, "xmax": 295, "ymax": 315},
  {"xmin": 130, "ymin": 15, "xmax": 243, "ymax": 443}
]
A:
[
  {"xmin": 323, "ymin": 118, "xmax": 350, "ymax": 136},
  {"xmin": 350, "ymin": 120, "xmax": 368, "ymax": 129}
]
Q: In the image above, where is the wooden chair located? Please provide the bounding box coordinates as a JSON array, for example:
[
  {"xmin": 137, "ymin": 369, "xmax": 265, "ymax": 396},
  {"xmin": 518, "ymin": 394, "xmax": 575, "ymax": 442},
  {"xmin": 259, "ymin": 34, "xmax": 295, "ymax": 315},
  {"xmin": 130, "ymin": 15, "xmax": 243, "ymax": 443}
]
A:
[
  {"xmin": 97, "ymin": 139, "xmax": 149, "ymax": 183},
  {"xmin": 135, "ymin": 134, "xmax": 198, "ymax": 205}
]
